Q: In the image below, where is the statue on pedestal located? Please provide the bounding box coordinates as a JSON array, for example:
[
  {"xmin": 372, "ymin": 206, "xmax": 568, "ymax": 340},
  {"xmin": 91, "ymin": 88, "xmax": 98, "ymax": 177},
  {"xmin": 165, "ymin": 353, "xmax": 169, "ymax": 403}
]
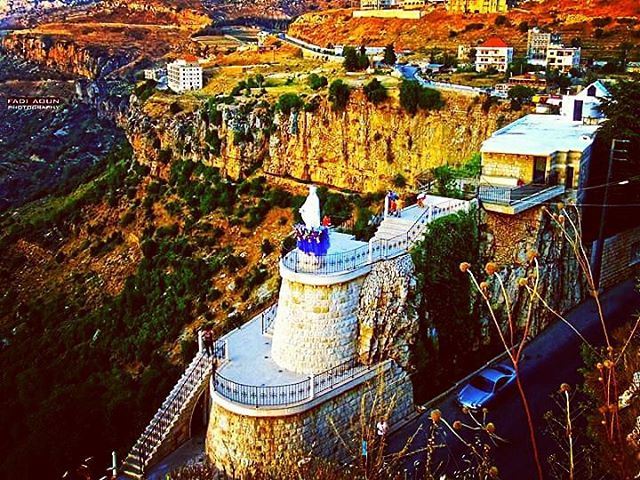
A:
[{"xmin": 294, "ymin": 185, "xmax": 330, "ymax": 257}]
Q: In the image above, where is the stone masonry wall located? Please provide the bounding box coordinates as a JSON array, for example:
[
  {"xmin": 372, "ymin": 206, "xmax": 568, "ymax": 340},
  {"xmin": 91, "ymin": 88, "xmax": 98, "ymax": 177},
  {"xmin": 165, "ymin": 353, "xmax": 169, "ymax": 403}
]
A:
[
  {"xmin": 271, "ymin": 276, "xmax": 365, "ymax": 374},
  {"xmin": 598, "ymin": 224, "xmax": 640, "ymax": 290},
  {"xmin": 357, "ymin": 254, "xmax": 418, "ymax": 369},
  {"xmin": 206, "ymin": 362, "xmax": 414, "ymax": 477}
]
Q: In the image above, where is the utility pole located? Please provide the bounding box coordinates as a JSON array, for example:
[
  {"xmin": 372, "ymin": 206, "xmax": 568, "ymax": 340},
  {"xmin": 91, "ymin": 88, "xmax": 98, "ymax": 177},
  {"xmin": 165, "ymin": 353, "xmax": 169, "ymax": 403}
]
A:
[{"xmin": 591, "ymin": 138, "xmax": 630, "ymax": 290}]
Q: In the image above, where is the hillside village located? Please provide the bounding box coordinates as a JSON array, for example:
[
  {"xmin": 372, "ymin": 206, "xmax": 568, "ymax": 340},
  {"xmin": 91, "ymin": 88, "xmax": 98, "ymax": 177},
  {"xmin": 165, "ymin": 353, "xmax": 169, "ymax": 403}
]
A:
[{"xmin": 1, "ymin": 0, "xmax": 640, "ymax": 479}]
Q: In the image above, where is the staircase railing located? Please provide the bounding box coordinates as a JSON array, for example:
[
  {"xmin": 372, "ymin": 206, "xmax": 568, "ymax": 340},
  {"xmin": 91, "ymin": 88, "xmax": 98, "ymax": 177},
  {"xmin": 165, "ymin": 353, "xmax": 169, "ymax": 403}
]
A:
[{"xmin": 124, "ymin": 342, "xmax": 224, "ymax": 476}]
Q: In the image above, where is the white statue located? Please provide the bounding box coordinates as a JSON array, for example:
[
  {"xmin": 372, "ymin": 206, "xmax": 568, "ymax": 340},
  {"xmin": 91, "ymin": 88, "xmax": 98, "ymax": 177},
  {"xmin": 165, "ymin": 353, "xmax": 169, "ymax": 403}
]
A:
[{"xmin": 299, "ymin": 185, "xmax": 321, "ymax": 228}]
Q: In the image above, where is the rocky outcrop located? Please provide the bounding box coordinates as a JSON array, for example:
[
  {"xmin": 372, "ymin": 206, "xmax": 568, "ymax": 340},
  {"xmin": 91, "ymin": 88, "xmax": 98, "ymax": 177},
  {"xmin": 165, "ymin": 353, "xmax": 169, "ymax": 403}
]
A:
[
  {"xmin": 1, "ymin": 34, "xmax": 139, "ymax": 79},
  {"xmin": 483, "ymin": 206, "xmax": 587, "ymax": 336},
  {"xmin": 122, "ymin": 99, "xmax": 271, "ymax": 181},
  {"xmin": 121, "ymin": 90, "xmax": 518, "ymax": 192},
  {"xmin": 267, "ymin": 90, "xmax": 517, "ymax": 192},
  {"xmin": 357, "ymin": 254, "xmax": 418, "ymax": 369}
]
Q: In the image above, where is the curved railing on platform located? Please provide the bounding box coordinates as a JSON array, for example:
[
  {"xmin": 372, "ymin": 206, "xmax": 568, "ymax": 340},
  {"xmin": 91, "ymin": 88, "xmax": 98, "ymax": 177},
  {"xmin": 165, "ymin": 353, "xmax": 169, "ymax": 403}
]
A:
[
  {"xmin": 281, "ymin": 244, "xmax": 370, "ymax": 275},
  {"xmin": 213, "ymin": 355, "xmax": 380, "ymax": 408},
  {"xmin": 281, "ymin": 199, "xmax": 470, "ymax": 276},
  {"xmin": 259, "ymin": 303, "xmax": 278, "ymax": 335}
]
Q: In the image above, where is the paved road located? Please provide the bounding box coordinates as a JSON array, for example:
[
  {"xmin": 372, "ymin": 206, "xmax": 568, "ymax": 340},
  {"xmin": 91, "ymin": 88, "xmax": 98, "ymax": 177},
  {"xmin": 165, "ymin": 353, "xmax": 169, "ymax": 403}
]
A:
[
  {"xmin": 387, "ymin": 280, "xmax": 640, "ymax": 479},
  {"xmin": 395, "ymin": 64, "xmax": 490, "ymax": 96}
]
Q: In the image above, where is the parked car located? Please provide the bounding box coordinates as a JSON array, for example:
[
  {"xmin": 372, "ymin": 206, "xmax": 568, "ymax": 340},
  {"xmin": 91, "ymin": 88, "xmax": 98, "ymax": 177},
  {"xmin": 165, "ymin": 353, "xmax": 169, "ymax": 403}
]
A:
[{"xmin": 456, "ymin": 364, "xmax": 516, "ymax": 410}]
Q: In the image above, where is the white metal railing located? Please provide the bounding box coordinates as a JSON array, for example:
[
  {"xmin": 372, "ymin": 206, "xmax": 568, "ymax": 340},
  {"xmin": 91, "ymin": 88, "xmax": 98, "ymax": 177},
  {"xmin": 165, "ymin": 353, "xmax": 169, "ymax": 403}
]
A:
[{"xmin": 282, "ymin": 198, "xmax": 470, "ymax": 276}]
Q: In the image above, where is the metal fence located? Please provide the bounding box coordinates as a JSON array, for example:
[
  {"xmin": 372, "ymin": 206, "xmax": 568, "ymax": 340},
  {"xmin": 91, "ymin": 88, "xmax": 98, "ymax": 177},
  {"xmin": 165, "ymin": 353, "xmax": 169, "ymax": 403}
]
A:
[
  {"xmin": 281, "ymin": 198, "xmax": 469, "ymax": 276},
  {"xmin": 281, "ymin": 244, "xmax": 370, "ymax": 275},
  {"xmin": 260, "ymin": 304, "xmax": 278, "ymax": 335},
  {"xmin": 478, "ymin": 185, "xmax": 514, "ymax": 205},
  {"xmin": 131, "ymin": 352, "xmax": 212, "ymax": 472},
  {"xmin": 213, "ymin": 372, "xmax": 312, "ymax": 407},
  {"xmin": 313, "ymin": 356, "xmax": 369, "ymax": 397},
  {"xmin": 213, "ymin": 356, "xmax": 385, "ymax": 408}
]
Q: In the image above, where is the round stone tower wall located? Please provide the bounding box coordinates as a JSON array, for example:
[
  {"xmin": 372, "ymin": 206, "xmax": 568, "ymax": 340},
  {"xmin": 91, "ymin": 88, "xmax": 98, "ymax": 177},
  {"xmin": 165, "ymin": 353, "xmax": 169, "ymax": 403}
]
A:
[
  {"xmin": 206, "ymin": 362, "xmax": 415, "ymax": 476},
  {"xmin": 271, "ymin": 276, "xmax": 365, "ymax": 374}
]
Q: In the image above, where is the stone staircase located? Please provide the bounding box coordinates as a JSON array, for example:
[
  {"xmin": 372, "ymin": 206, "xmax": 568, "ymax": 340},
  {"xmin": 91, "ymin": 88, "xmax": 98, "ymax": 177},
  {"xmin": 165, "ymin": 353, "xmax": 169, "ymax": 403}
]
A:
[
  {"xmin": 121, "ymin": 353, "xmax": 213, "ymax": 479},
  {"xmin": 372, "ymin": 215, "xmax": 416, "ymax": 241}
]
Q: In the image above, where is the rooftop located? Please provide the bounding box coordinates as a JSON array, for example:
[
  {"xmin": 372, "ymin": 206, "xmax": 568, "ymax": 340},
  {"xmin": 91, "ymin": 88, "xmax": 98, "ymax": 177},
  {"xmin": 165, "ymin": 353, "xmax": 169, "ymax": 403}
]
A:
[
  {"xmin": 480, "ymin": 114, "xmax": 600, "ymax": 157},
  {"xmin": 480, "ymin": 37, "xmax": 509, "ymax": 48}
]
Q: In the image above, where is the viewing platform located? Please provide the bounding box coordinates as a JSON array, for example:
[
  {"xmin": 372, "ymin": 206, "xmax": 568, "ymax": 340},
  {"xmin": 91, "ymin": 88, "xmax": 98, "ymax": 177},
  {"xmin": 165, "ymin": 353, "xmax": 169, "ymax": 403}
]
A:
[
  {"xmin": 211, "ymin": 305, "xmax": 384, "ymax": 415},
  {"xmin": 281, "ymin": 195, "xmax": 471, "ymax": 285}
]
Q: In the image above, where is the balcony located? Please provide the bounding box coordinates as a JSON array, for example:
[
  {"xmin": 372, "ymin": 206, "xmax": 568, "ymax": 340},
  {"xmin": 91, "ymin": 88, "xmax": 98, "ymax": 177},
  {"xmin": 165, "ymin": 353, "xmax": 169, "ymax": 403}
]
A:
[{"xmin": 478, "ymin": 183, "xmax": 566, "ymax": 214}]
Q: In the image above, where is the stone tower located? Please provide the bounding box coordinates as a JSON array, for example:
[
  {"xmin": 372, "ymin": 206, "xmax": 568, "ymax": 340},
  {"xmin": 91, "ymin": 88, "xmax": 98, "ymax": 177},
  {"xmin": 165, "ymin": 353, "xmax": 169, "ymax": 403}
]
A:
[{"xmin": 122, "ymin": 191, "xmax": 470, "ymax": 478}]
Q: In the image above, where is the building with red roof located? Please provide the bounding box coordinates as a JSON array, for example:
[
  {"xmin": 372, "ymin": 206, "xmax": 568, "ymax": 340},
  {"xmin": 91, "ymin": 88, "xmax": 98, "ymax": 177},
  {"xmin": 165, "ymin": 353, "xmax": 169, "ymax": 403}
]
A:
[{"xmin": 475, "ymin": 37, "xmax": 513, "ymax": 73}]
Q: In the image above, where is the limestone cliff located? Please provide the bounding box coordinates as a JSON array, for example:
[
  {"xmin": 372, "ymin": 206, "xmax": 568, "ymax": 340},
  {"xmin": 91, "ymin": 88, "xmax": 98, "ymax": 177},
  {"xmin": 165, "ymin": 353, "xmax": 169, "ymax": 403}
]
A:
[
  {"xmin": 122, "ymin": 90, "xmax": 518, "ymax": 193},
  {"xmin": 267, "ymin": 90, "xmax": 517, "ymax": 192},
  {"xmin": 1, "ymin": 34, "xmax": 139, "ymax": 79}
]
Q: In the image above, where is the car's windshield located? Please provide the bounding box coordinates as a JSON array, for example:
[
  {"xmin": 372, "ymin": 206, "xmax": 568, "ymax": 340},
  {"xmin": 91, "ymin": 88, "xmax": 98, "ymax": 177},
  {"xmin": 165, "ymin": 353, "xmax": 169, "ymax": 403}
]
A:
[
  {"xmin": 469, "ymin": 375, "xmax": 495, "ymax": 392},
  {"xmin": 492, "ymin": 365, "xmax": 513, "ymax": 375}
]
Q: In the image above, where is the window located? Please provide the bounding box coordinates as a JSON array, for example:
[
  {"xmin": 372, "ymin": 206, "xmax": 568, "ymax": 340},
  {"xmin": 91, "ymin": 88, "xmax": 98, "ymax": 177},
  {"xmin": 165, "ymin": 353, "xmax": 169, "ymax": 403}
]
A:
[{"xmin": 587, "ymin": 85, "xmax": 597, "ymax": 97}]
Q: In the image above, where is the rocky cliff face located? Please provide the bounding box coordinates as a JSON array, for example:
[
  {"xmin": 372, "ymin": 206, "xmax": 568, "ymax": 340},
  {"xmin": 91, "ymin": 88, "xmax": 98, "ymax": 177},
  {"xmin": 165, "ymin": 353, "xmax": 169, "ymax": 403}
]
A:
[
  {"xmin": 120, "ymin": 91, "xmax": 518, "ymax": 193},
  {"xmin": 484, "ymin": 206, "xmax": 588, "ymax": 336},
  {"xmin": 267, "ymin": 90, "xmax": 516, "ymax": 192},
  {"xmin": 357, "ymin": 254, "xmax": 418, "ymax": 369},
  {"xmin": 1, "ymin": 34, "xmax": 138, "ymax": 79}
]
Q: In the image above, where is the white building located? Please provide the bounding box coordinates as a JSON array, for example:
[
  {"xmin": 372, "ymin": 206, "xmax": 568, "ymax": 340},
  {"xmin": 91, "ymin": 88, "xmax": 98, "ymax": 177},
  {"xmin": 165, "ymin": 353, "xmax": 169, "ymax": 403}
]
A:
[
  {"xmin": 144, "ymin": 67, "xmax": 166, "ymax": 82},
  {"xmin": 560, "ymin": 80, "xmax": 610, "ymax": 123},
  {"xmin": 167, "ymin": 56, "xmax": 203, "ymax": 94},
  {"xmin": 475, "ymin": 37, "xmax": 513, "ymax": 73},
  {"xmin": 546, "ymin": 45, "xmax": 581, "ymax": 72},
  {"xmin": 526, "ymin": 28, "xmax": 561, "ymax": 66}
]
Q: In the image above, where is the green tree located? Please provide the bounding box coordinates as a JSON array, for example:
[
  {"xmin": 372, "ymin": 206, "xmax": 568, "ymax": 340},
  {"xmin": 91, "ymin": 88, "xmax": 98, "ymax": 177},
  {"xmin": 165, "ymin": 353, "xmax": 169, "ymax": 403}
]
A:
[
  {"xmin": 307, "ymin": 73, "xmax": 328, "ymax": 90},
  {"xmin": 419, "ymin": 87, "xmax": 444, "ymax": 110},
  {"xmin": 399, "ymin": 79, "xmax": 422, "ymax": 114},
  {"xmin": 343, "ymin": 46, "xmax": 360, "ymax": 71},
  {"xmin": 276, "ymin": 93, "xmax": 304, "ymax": 114},
  {"xmin": 363, "ymin": 78, "xmax": 388, "ymax": 104},
  {"xmin": 383, "ymin": 43, "xmax": 397, "ymax": 65},
  {"xmin": 328, "ymin": 79, "xmax": 351, "ymax": 111},
  {"xmin": 508, "ymin": 85, "xmax": 536, "ymax": 103},
  {"xmin": 411, "ymin": 210, "xmax": 480, "ymax": 400}
]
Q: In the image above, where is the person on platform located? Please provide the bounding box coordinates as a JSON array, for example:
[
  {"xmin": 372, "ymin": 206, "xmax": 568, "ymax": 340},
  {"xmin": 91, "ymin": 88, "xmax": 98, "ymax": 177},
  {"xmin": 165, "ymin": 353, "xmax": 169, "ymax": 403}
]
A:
[
  {"xmin": 202, "ymin": 326, "xmax": 214, "ymax": 358},
  {"xmin": 417, "ymin": 192, "xmax": 426, "ymax": 208},
  {"xmin": 396, "ymin": 197, "xmax": 403, "ymax": 217}
]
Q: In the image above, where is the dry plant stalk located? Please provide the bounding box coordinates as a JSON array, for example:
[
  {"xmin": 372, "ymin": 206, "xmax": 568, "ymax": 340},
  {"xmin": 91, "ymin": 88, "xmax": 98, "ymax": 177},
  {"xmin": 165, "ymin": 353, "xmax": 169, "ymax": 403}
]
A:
[{"xmin": 461, "ymin": 202, "xmax": 640, "ymax": 479}]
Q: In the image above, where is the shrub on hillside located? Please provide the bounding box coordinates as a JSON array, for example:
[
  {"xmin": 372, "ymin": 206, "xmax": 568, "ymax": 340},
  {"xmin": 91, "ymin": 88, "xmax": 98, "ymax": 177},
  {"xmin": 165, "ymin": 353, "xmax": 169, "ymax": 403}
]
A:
[
  {"xmin": 276, "ymin": 93, "xmax": 304, "ymax": 114},
  {"xmin": 328, "ymin": 80, "xmax": 351, "ymax": 111},
  {"xmin": 307, "ymin": 73, "xmax": 328, "ymax": 90},
  {"xmin": 363, "ymin": 78, "xmax": 388, "ymax": 104},
  {"xmin": 399, "ymin": 80, "xmax": 443, "ymax": 114}
]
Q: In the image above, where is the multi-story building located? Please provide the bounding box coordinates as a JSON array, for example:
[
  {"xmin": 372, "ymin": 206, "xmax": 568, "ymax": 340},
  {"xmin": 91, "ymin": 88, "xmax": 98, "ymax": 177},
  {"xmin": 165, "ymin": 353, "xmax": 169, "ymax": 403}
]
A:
[
  {"xmin": 448, "ymin": 0, "xmax": 507, "ymax": 14},
  {"xmin": 360, "ymin": 0, "xmax": 399, "ymax": 9},
  {"xmin": 546, "ymin": 45, "xmax": 581, "ymax": 72},
  {"xmin": 167, "ymin": 56, "xmax": 203, "ymax": 94},
  {"xmin": 475, "ymin": 37, "xmax": 513, "ymax": 72},
  {"xmin": 526, "ymin": 28, "xmax": 553, "ymax": 66},
  {"xmin": 478, "ymin": 81, "xmax": 609, "ymax": 215}
]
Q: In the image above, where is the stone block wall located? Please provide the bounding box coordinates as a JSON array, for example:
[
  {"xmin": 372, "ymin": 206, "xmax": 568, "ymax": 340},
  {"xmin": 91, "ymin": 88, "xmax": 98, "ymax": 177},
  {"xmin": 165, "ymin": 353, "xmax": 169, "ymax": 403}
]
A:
[
  {"xmin": 206, "ymin": 362, "xmax": 414, "ymax": 477},
  {"xmin": 598, "ymin": 225, "xmax": 640, "ymax": 290},
  {"xmin": 482, "ymin": 152, "xmax": 539, "ymax": 182},
  {"xmin": 271, "ymin": 276, "xmax": 365, "ymax": 374}
]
